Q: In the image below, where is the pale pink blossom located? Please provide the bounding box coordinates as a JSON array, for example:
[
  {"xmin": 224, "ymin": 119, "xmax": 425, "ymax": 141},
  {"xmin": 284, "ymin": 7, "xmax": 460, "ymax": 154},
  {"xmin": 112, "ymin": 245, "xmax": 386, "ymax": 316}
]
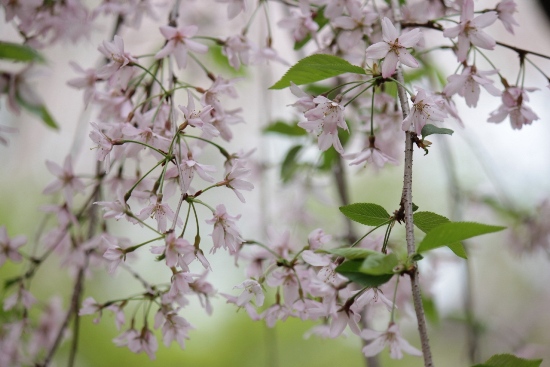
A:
[
  {"xmin": 496, "ymin": 0, "xmax": 519, "ymax": 34},
  {"xmin": 150, "ymin": 232, "xmax": 195, "ymax": 269},
  {"xmin": 365, "ymin": 17, "xmax": 422, "ymax": 78},
  {"xmin": 179, "ymin": 90, "xmax": 217, "ymax": 137},
  {"xmin": 222, "ymin": 293, "xmax": 261, "ymax": 320},
  {"xmin": 289, "ymin": 82, "xmax": 315, "ymax": 113},
  {"xmin": 333, "ymin": 2, "xmax": 378, "ymax": 50},
  {"xmin": 67, "ymin": 62, "xmax": 99, "ymax": 106},
  {"xmin": 223, "ymin": 159, "xmax": 254, "ymax": 203},
  {"xmin": 89, "ymin": 122, "xmax": 117, "ymax": 170},
  {"xmin": 206, "ymin": 204, "xmax": 243, "ymax": 254},
  {"xmin": 216, "ymin": 0, "xmax": 247, "ymax": 19},
  {"xmin": 361, "ymin": 323, "xmax": 422, "ymax": 359},
  {"xmin": 299, "ymin": 96, "xmax": 348, "ymax": 154},
  {"xmin": 443, "ymin": 65, "xmax": 500, "ymax": 107},
  {"xmin": 443, "ymin": 0, "xmax": 498, "ymax": 62},
  {"xmin": 233, "ymin": 279, "xmax": 264, "ymax": 307},
  {"xmin": 3, "ymin": 285, "xmax": 35, "ymax": 311},
  {"xmin": 222, "ymin": 34, "xmax": 252, "ymax": 69},
  {"xmin": 278, "ymin": 4, "xmax": 319, "ymax": 42},
  {"xmin": 79, "ymin": 297, "xmax": 102, "ymax": 323},
  {"xmin": 154, "ymin": 25, "xmax": 208, "ymax": 69},
  {"xmin": 138, "ymin": 196, "xmax": 180, "ymax": 233},
  {"xmin": 154, "ymin": 310, "xmax": 194, "ymax": 348},
  {"xmin": 106, "ymin": 303, "xmax": 126, "ymax": 330},
  {"xmin": 261, "ymin": 303, "xmax": 291, "ymax": 327},
  {"xmin": 346, "ymin": 136, "xmax": 398, "ymax": 168},
  {"xmin": 42, "ymin": 156, "xmax": 85, "ymax": 206},
  {"xmin": 402, "ymin": 88, "xmax": 447, "ymax": 135},
  {"xmin": 488, "ymin": 86, "xmax": 539, "ymax": 129},
  {"xmin": 307, "ymin": 228, "xmax": 331, "ymax": 250},
  {"xmin": 97, "ymin": 35, "xmax": 137, "ymax": 81},
  {"xmin": 266, "ymin": 267, "xmax": 300, "ymax": 306},
  {"xmin": 167, "ymin": 158, "xmax": 216, "ymax": 194},
  {"xmin": 127, "ymin": 327, "xmax": 158, "ymax": 360},
  {"xmin": 0, "ymin": 226, "xmax": 26, "ymax": 267}
]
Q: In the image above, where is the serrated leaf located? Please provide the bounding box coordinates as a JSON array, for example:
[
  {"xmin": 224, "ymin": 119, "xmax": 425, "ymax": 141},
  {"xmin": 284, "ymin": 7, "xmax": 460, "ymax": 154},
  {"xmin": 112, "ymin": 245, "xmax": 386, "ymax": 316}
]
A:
[
  {"xmin": 447, "ymin": 242, "xmax": 468, "ymax": 259},
  {"xmin": 264, "ymin": 121, "xmax": 307, "ymax": 136},
  {"xmin": 340, "ymin": 203, "xmax": 391, "ymax": 226},
  {"xmin": 472, "ymin": 354, "xmax": 542, "ymax": 367},
  {"xmin": 335, "ymin": 260, "xmax": 394, "ymax": 287},
  {"xmin": 360, "ymin": 253, "xmax": 398, "ymax": 275},
  {"xmin": 421, "ymin": 124, "xmax": 454, "ymax": 139},
  {"xmin": 281, "ymin": 145, "xmax": 302, "ymax": 183},
  {"xmin": 270, "ymin": 54, "xmax": 366, "ymax": 89},
  {"xmin": 417, "ymin": 222, "xmax": 505, "ymax": 253},
  {"xmin": 414, "ymin": 212, "xmax": 467, "ymax": 259},
  {"xmin": 294, "ymin": 7, "xmax": 329, "ymax": 50},
  {"xmin": 0, "ymin": 42, "xmax": 45, "ymax": 63},
  {"xmin": 325, "ymin": 247, "xmax": 379, "ymax": 260},
  {"xmin": 16, "ymin": 94, "xmax": 59, "ymax": 129}
]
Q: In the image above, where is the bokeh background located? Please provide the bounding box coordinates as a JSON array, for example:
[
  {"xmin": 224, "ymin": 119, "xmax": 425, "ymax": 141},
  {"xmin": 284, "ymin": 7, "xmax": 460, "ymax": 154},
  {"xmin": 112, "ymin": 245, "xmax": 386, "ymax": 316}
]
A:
[{"xmin": 1, "ymin": 1, "xmax": 550, "ymax": 366}]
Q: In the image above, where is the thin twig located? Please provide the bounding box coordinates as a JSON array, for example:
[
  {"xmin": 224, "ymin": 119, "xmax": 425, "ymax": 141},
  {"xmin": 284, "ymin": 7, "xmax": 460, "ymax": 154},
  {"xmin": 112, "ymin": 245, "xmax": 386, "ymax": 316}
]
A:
[{"xmin": 391, "ymin": 2, "xmax": 434, "ymax": 366}]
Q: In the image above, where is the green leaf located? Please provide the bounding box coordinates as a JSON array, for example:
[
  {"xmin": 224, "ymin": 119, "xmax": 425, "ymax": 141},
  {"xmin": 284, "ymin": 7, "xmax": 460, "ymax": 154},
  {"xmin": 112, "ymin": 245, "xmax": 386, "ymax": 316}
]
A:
[
  {"xmin": 270, "ymin": 54, "xmax": 366, "ymax": 89},
  {"xmin": 447, "ymin": 242, "xmax": 468, "ymax": 259},
  {"xmin": 417, "ymin": 222, "xmax": 505, "ymax": 253},
  {"xmin": 325, "ymin": 247, "xmax": 379, "ymax": 260},
  {"xmin": 294, "ymin": 7, "xmax": 329, "ymax": 50},
  {"xmin": 339, "ymin": 203, "xmax": 391, "ymax": 226},
  {"xmin": 421, "ymin": 124, "xmax": 454, "ymax": 139},
  {"xmin": 16, "ymin": 94, "xmax": 59, "ymax": 129},
  {"xmin": 280, "ymin": 145, "xmax": 302, "ymax": 183},
  {"xmin": 422, "ymin": 295, "xmax": 440, "ymax": 325},
  {"xmin": 360, "ymin": 253, "xmax": 398, "ymax": 275},
  {"xmin": 472, "ymin": 354, "xmax": 542, "ymax": 367},
  {"xmin": 335, "ymin": 260, "xmax": 394, "ymax": 287},
  {"xmin": 264, "ymin": 121, "xmax": 307, "ymax": 136},
  {"xmin": 0, "ymin": 42, "xmax": 45, "ymax": 63},
  {"xmin": 414, "ymin": 211, "xmax": 467, "ymax": 259}
]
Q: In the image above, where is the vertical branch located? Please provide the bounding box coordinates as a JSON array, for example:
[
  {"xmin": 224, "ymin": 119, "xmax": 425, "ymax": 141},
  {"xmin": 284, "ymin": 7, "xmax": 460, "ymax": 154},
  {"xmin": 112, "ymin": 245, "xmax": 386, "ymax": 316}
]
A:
[{"xmin": 390, "ymin": 1, "xmax": 434, "ymax": 366}]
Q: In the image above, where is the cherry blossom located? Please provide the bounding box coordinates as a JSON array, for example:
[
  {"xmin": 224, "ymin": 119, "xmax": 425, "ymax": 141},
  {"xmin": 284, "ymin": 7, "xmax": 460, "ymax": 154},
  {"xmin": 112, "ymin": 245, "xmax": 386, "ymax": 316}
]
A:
[
  {"xmin": 138, "ymin": 196, "xmax": 180, "ymax": 233},
  {"xmin": 0, "ymin": 226, "xmax": 26, "ymax": 267},
  {"xmin": 97, "ymin": 35, "xmax": 137, "ymax": 83},
  {"xmin": 365, "ymin": 17, "xmax": 422, "ymax": 78},
  {"xmin": 179, "ymin": 90, "xmax": 217, "ymax": 137},
  {"xmin": 155, "ymin": 25, "xmax": 208, "ymax": 69},
  {"xmin": 299, "ymin": 96, "xmax": 348, "ymax": 154},
  {"xmin": 216, "ymin": 0, "xmax": 247, "ymax": 19},
  {"xmin": 443, "ymin": 65, "xmax": 501, "ymax": 107},
  {"xmin": 222, "ymin": 159, "xmax": 254, "ymax": 203},
  {"xmin": 443, "ymin": 0, "xmax": 498, "ymax": 62},
  {"xmin": 278, "ymin": 4, "xmax": 319, "ymax": 42},
  {"xmin": 150, "ymin": 231, "xmax": 195, "ymax": 269},
  {"xmin": 222, "ymin": 34, "xmax": 252, "ymax": 70},
  {"xmin": 127, "ymin": 327, "xmax": 158, "ymax": 360},
  {"xmin": 233, "ymin": 279, "xmax": 264, "ymax": 307},
  {"xmin": 496, "ymin": 0, "xmax": 519, "ymax": 34},
  {"xmin": 488, "ymin": 86, "xmax": 539, "ymax": 129},
  {"xmin": 361, "ymin": 323, "xmax": 422, "ymax": 359},
  {"xmin": 43, "ymin": 156, "xmax": 85, "ymax": 206},
  {"xmin": 205, "ymin": 204, "xmax": 243, "ymax": 254},
  {"xmin": 402, "ymin": 88, "xmax": 447, "ymax": 135},
  {"xmin": 307, "ymin": 228, "xmax": 331, "ymax": 250}
]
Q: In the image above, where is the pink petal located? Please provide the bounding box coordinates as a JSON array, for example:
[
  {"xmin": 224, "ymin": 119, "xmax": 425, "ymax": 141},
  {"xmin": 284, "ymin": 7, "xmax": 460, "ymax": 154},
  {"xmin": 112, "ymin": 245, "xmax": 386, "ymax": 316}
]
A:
[
  {"xmin": 381, "ymin": 51, "xmax": 398, "ymax": 78},
  {"xmin": 472, "ymin": 11, "xmax": 498, "ymax": 28},
  {"xmin": 365, "ymin": 42, "xmax": 390, "ymax": 60},
  {"xmin": 398, "ymin": 50, "xmax": 419, "ymax": 68},
  {"xmin": 381, "ymin": 17, "xmax": 399, "ymax": 42}
]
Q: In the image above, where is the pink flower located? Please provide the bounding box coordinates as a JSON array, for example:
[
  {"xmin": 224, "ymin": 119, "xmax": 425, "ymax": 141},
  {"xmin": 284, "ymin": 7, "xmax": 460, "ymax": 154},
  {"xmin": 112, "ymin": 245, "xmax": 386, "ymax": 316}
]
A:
[
  {"xmin": 150, "ymin": 232, "xmax": 195, "ymax": 269},
  {"xmin": 402, "ymin": 88, "xmax": 447, "ymax": 135},
  {"xmin": 156, "ymin": 311, "xmax": 194, "ymax": 348},
  {"xmin": 79, "ymin": 297, "xmax": 102, "ymax": 323},
  {"xmin": 361, "ymin": 323, "xmax": 422, "ymax": 359},
  {"xmin": 223, "ymin": 159, "xmax": 254, "ymax": 203},
  {"xmin": 289, "ymin": 82, "xmax": 315, "ymax": 113},
  {"xmin": 127, "ymin": 327, "xmax": 158, "ymax": 360},
  {"xmin": 365, "ymin": 17, "xmax": 422, "ymax": 78},
  {"xmin": 42, "ymin": 156, "xmax": 86, "ymax": 206},
  {"xmin": 488, "ymin": 86, "xmax": 539, "ymax": 129},
  {"xmin": 179, "ymin": 90, "xmax": 217, "ymax": 137},
  {"xmin": 154, "ymin": 25, "xmax": 208, "ymax": 69},
  {"xmin": 216, "ymin": 0, "xmax": 247, "ymax": 19},
  {"xmin": 67, "ymin": 62, "xmax": 99, "ymax": 106},
  {"xmin": 443, "ymin": 0, "xmax": 498, "ymax": 62},
  {"xmin": 233, "ymin": 279, "xmax": 264, "ymax": 307},
  {"xmin": 223, "ymin": 34, "xmax": 252, "ymax": 70},
  {"xmin": 443, "ymin": 65, "xmax": 500, "ymax": 107},
  {"xmin": 97, "ymin": 35, "xmax": 136, "ymax": 80},
  {"xmin": 307, "ymin": 228, "xmax": 331, "ymax": 250},
  {"xmin": 277, "ymin": 4, "xmax": 319, "ymax": 42},
  {"xmin": 0, "ymin": 226, "xmax": 26, "ymax": 267},
  {"xmin": 299, "ymin": 96, "xmax": 348, "ymax": 154},
  {"xmin": 496, "ymin": 0, "xmax": 519, "ymax": 34},
  {"xmin": 89, "ymin": 122, "xmax": 116, "ymax": 171},
  {"xmin": 166, "ymin": 157, "xmax": 216, "ymax": 194},
  {"xmin": 206, "ymin": 204, "xmax": 243, "ymax": 254},
  {"xmin": 138, "ymin": 196, "xmax": 181, "ymax": 233},
  {"xmin": 346, "ymin": 136, "xmax": 398, "ymax": 168}
]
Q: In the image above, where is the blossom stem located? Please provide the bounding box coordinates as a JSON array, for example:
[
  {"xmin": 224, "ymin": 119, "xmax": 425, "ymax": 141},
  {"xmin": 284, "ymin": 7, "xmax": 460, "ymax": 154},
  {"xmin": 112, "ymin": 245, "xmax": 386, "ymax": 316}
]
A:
[
  {"xmin": 179, "ymin": 202, "xmax": 193, "ymax": 237},
  {"xmin": 124, "ymin": 236, "xmax": 165, "ymax": 254},
  {"xmin": 387, "ymin": 77, "xmax": 414, "ymax": 97},
  {"xmin": 243, "ymin": 240, "xmax": 282, "ymax": 259},
  {"xmin": 180, "ymin": 134, "xmax": 231, "ymax": 160},
  {"xmin": 525, "ymin": 57, "xmax": 550, "ymax": 82},
  {"xmin": 118, "ymin": 139, "xmax": 168, "ymax": 157},
  {"xmin": 350, "ymin": 219, "xmax": 393, "ymax": 248},
  {"xmin": 131, "ymin": 62, "xmax": 169, "ymax": 95},
  {"xmin": 343, "ymin": 82, "xmax": 375, "ymax": 107},
  {"xmin": 390, "ymin": 275, "xmax": 400, "ymax": 323},
  {"xmin": 124, "ymin": 158, "xmax": 165, "ymax": 202},
  {"xmin": 391, "ymin": 1, "xmax": 434, "ymax": 366},
  {"xmin": 370, "ymin": 87, "xmax": 376, "ymax": 136}
]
